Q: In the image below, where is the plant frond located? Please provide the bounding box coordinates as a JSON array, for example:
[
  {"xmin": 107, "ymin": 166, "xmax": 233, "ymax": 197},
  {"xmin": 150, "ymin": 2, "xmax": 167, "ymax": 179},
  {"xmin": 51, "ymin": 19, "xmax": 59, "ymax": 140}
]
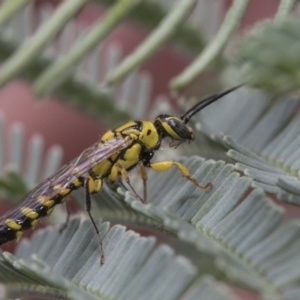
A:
[
  {"xmin": 0, "ymin": 0, "xmax": 214, "ymax": 123},
  {"xmin": 193, "ymin": 86, "xmax": 297, "ymax": 150},
  {"xmin": 3, "ymin": 153, "xmax": 300, "ymax": 298},
  {"xmin": 95, "ymin": 0, "xmax": 207, "ymax": 55},
  {"xmin": 0, "ymin": 35, "xmax": 131, "ymax": 125},
  {"xmin": 0, "ymin": 217, "xmax": 239, "ymax": 300},
  {"xmin": 0, "ymin": 0, "xmax": 89, "ymax": 87},
  {"xmin": 34, "ymin": 0, "xmax": 140, "ymax": 96},
  {"xmin": 170, "ymin": 0, "xmax": 248, "ymax": 92},
  {"xmin": 0, "ymin": 113, "xmax": 62, "ymax": 201},
  {"xmin": 182, "ymin": 86, "xmax": 300, "ymax": 203},
  {"xmin": 1, "ymin": 2, "xmax": 300, "ymax": 300},
  {"xmin": 105, "ymin": 0, "xmax": 198, "ymax": 86},
  {"xmin": 182, "ymin": 86, "xmax": 284, "ymax": 158},
  {"xmin": 0, "ymin": 283, "xmax": 70, "ymax": 300},
  {"xmin": 194, "ymin": 86, "xmax": 300, "ymax": 203},
  {"xmin": 224, "ymin": 135, "xmax": 300, "ymax": 206},
  {"xmin": 68, "ymin": 155, "xmax": 300, "ymax": 298},
  {"xmin": 234, "ymin": 15, "xmax": 300, "ymax": 93}
]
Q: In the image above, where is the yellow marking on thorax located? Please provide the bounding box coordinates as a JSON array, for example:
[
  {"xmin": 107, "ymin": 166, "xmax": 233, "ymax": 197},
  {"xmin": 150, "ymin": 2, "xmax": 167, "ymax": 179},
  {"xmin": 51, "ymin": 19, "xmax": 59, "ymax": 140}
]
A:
[
  {"xmin": 101, "ymin": 130, "xmax": 115, "ymax": 141},
  {"xmin": 107, "ymin": 121, "xmax": 141, "ymax": 139},
  {"xmin": 37, "ymin": 196, "xmax": 55, "ymax": 207},
  {"xmin": 5, "ymin": 219, "xmax": 22, "ymax": 230},
  {"xmin": 124, "ymin": 143, "xmax": 142, "ymax": 161},
  {"xmin": 139, "ymin": 121, "xmax": 159, "ymax": 149},
  {"xmin": 116, "ymin": 121, "xmax": 138, "ymax": 132},
  {"xmin": 21, "ymin": 207, "xmax": 38, "ymax": 219},
  {"xmin": 102, "ymin": 128, "xmax": 140, "ymax": 142},
  {"xmin": 121, "ymin": 128, "xmax": 140, "ymax": 137},
  {"xmin": 118, "ymin": 143, "xmax": 142, "ymax": 170}
]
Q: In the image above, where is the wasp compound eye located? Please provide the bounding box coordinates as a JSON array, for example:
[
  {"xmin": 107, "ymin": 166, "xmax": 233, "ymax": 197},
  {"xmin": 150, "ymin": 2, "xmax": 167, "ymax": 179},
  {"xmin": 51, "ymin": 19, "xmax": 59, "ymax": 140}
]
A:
[{"xmin": 168, "ymin": 118, "xmax": 194, "ymax": 140}]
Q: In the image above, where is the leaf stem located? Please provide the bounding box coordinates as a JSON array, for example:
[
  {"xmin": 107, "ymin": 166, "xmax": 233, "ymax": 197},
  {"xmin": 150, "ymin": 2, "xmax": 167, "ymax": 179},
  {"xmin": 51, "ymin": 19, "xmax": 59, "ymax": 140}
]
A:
[
  {"xmin": 0, "ymin": 0, "xmax": 88, "ymax": 88},
  {"xmin": 0, "ymin": 36, "xmax": 131, "ymax": 125},
  {"xmin": 0, "ymin": 0, "xmax": 31, "ymax": 29},
  {"xmin": 170, "ymin": 0, "xmax": 248, "ymax": 93},
  {"xmin": 275, "ymin": 0, "xmax": 296, "ymax": 21},
  {"xmin": 34, "ymin": 0, "xmax": 140, "ymax": 97},
  {"xmin": 104, "ymin": 0, "xmax": 197, "ymax": 87}
]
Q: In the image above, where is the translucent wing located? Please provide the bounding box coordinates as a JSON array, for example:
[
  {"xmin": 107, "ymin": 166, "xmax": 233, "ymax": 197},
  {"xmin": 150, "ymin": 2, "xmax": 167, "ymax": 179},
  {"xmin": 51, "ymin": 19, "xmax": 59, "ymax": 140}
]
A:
[
  {"xmin": 0, "ymin": 137, "xmax": 133, "ymax": 222},
  {"xmin": 42, "ymin": 137, "xmax": 133, "ymax": 191}
]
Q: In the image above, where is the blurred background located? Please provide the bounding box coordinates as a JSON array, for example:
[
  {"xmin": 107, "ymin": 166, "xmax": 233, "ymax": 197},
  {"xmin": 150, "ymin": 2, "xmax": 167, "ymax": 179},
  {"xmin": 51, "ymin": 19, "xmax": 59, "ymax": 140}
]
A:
[
  {"xmin": 0, "ymin": 0, "xmax": 280, "ymax": 165},
  {"xmin": 1, "ymin": 1, "xmax": 300, "ymax": 299}
]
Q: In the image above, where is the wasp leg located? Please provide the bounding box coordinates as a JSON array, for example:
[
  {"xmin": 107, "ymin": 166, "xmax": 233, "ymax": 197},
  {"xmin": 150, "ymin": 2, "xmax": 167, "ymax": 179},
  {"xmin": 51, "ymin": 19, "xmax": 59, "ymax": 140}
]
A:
[
  {"xmin": 109, "ymin": 163, "xmax": 145, "ymax": 203},
  {"xmin": 59, "ymin": 200, "xmax": 71, "ymax": 234},
  {"xmin": 117, "ymin": 175, "xmax": 127, "ymax": 190},
  {"xmin": 140, "ymin": 165, "xmax": 148, "ymax": 203},
  {"xmin": 84, "ymin": 176, "xmax": 105, "ymax": 265},
  {"xmin": 149, "ymin": 161, "xmax": 212, "ymax": 190}
]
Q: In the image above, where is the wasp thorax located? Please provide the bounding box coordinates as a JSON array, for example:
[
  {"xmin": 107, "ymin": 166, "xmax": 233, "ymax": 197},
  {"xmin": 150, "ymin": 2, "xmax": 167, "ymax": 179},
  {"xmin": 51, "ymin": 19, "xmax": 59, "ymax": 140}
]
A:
[
  {"xmin": 139, "ymin": 121, "xmax": 160, "ymax": 149},
  {"xmin": 154, "ymin": 114, "xmax": 195, "ymax": 141}
]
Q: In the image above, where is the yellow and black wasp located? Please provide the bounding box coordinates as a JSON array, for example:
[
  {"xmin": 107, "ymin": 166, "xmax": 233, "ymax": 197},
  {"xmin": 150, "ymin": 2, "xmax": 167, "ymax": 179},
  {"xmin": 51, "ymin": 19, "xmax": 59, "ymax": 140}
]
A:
[{"xmin": 0, "ymin": 85, "xmax": 241, "ymax": 263}]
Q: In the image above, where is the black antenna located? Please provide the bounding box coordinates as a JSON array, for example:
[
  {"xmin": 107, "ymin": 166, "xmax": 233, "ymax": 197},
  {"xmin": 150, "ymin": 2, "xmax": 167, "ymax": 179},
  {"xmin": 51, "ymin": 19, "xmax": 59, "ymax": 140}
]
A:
[{"xmin": 181, "ymin": 84, "xmax": 244, "ymax": 124}]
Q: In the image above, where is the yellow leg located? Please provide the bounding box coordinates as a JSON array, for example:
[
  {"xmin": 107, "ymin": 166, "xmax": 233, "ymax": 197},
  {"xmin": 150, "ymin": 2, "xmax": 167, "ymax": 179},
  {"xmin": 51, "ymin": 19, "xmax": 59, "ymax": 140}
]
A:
[
  {"xmin": 92, "ymin": 178, "xmax": 103, "ymax": 194},
  {"xmin": 87, "ymin": 176, "xmax": 103, "ymax": 194},
  {"xmin": 140, "ymin": 165, "xmax": 148, "ymax": 203},
  {"xmin": 109, "ymin": 163, "xmax": 145, "ymax": 203},
  {"xmin": 149, "ymin": 161, "xmax": 212, "ymax": 190}
]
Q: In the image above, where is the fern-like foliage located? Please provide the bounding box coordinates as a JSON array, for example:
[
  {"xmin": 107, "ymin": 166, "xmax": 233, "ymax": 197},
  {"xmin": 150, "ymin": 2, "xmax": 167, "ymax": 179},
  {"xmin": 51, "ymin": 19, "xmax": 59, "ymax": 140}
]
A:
[
  {"xmin": 190, "ymin": 86, "xmax": 300, "ymax": 206},
  {"xmin": 2, "ymin": 154, "xmax": 300, "ymax": 299},
  {"xmin": 0, "ymin": 217, "xmax": 237, "ymax": 300},
  {"xmin": 0, "ymin": 0, "xmax": 300, "ymax": 300},
  {"xmin": 235, "ymin": 16, "xmax": 300, "ymax": 93},
  {"xmin": 0, "ymin": 114, "xmax": 63, "ymax": 201}
]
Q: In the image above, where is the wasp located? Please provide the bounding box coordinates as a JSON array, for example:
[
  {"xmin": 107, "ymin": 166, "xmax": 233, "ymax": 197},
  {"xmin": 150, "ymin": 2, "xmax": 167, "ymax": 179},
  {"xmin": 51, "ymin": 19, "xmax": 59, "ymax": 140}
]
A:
[{"xmin": 0, "ymin": 85, "xmax": 241, "ymax": 263}]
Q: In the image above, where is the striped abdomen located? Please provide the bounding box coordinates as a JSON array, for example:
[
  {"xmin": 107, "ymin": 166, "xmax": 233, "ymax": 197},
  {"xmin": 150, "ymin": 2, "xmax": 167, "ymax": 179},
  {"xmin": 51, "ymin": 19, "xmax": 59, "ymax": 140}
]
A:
[{"xmin": 0, "ymin": 179, "xmax": 83, "ymax": 245}]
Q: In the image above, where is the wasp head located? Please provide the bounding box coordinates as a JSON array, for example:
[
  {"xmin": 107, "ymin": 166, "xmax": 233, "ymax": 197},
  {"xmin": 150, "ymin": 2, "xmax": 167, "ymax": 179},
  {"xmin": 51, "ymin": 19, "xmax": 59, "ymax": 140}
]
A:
[
  {"xmin": 154, "ymin": 114, "xmax": 194, "ymax": 147},
  {"xmin": 154, "ymin": 85, "xmax": 243, "ymax": 147}
]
